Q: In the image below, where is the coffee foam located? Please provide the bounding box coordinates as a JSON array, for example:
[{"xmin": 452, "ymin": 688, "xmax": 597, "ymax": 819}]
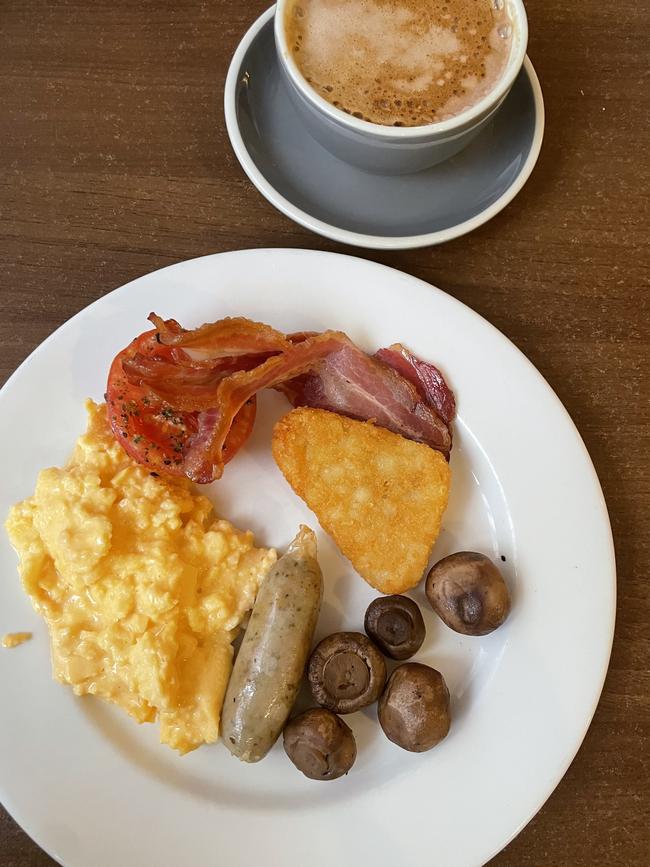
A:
[{"xmin": 285, "ymin": 0, "xmax": 513, "ymax": 126}]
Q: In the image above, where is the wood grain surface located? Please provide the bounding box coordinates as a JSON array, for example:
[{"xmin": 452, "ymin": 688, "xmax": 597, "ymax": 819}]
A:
[{"xmin": 1, "ymin": 1, "xmax": 648, "ymax": 864}]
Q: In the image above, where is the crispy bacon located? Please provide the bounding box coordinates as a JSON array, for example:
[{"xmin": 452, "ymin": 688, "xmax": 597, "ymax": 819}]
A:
[
  {"xmin": 278, "ymin": 343, "xmax": 451, "ymax": 457},
  {"xmin": 150, "ymin": 313, "xmax": 290, "ymax": 358},
  {"xmin": 109, "ymin": 315, "xmax": 455, "ymax": 483},
  {"xmin": 122, "ymin": 352, "xmax": 275, "ymax": 402},
  {"xmin": 375, "ymin": 344, "xmax": 456, "ymax": 426},
  {"xmin": 183, "ymin": 331, "xmax": 349, "ymax": 482}
]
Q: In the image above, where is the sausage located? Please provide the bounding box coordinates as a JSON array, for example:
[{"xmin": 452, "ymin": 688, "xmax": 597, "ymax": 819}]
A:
[{"xmin": 221, "ymin": 525, "xmax": 323, "ymax": 762}]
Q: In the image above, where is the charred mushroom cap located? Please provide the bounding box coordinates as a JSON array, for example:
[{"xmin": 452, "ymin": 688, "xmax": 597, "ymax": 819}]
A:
[
  {"xmin": 364, "ymin": 595, "xmax": 426, "ymax": 660},
  {"xmin": 378, "ymin": 662, "xmax": 450, "ymax": 752},
  {"xmin": 308, "ymin": 632, "xmax": 387, "ymax": 714},
  {"xmin": 283, "ymin": 708, "xmax": 356, "ymax": 780},
  {"xmin": 425, "ymin": 551, "xmax": 511, "ymax": 636}
]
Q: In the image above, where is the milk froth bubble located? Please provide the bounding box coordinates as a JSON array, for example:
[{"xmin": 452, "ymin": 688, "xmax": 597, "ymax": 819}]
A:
[{"xmin": 285, "ymin": 0, "xmax": 514, "ymax": 126}]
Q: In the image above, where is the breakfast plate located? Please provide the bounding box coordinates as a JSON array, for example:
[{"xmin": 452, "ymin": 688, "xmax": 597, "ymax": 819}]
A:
[{"xmin": 0, "ymin": 249, "xmax": 614, "ymax": 866}]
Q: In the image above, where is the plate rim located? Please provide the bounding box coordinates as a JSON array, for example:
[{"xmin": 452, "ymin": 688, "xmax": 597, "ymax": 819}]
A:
[
  {"xmin": 223, "ymin": 7, "xmax": 546, "ymax": 250},
  {"xmin": 0, "ymin": 249, "xmax": 615, "ymax": 867}
]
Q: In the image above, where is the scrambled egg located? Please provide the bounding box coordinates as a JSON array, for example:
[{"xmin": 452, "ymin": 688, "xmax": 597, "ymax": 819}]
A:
[
  {"xmin": 2, "ymin": 632, "xmax": 32, "ymax": 648},
  {"xmin": 5, "ymin": 401, "xmax": 276, "ymax": 754}
]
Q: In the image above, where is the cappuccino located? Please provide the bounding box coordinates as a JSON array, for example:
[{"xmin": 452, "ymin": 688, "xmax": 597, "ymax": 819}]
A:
[{"xmin": 285, "ymin": 0, "xmax": 514, "ymax": 126}]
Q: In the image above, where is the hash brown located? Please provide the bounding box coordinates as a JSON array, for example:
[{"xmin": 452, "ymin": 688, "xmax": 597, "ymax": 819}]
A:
[{"xmin": 272, "ymin": 408, "xmax": 451, "ymax": 594}]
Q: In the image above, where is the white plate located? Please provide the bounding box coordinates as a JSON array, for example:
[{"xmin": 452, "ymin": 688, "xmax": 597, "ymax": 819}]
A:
[{"xmin": 0, "ymin": 249, "xmax": 615, "ymax": 867}]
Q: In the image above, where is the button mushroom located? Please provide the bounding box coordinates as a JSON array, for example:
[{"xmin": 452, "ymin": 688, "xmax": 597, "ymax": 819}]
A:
[
  {"xmin": 426, "ymin": 551, "xmax": 511, "ymax": 636},
  {"xmin": 308, "ymin": 631, "xmax": 386, "ymax": 714},
  {"xmin": 283, "ymin": 708, "xmax": 356, "ymax": 780},
  {"xmin": 364, "ymin": 595, "xmax": 425, "ymax": 660},
  {"xmin": 378, "ymin": 662, "xmax": 450, "ymax": 752}
]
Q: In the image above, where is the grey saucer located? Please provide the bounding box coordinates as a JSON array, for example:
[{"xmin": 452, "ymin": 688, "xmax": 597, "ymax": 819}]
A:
[{"xmin": 224, "ymin": 7, "xmax": 544, "ymax": 249}]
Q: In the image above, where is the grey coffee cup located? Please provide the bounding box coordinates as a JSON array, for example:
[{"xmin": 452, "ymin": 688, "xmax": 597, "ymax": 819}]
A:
[{"xmin": 274, "ymin": 0, "xmax": 529, "ymax": 175}]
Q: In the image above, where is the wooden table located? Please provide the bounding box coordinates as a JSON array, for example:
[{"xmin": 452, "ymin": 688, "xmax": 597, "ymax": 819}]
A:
[{"xmin": 1, "ymin": 1, "xmax": 648, "ymax": 864}]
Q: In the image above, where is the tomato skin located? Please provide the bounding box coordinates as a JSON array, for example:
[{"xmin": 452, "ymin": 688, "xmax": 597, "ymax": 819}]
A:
[{"xmin": 105, "ymin": 328, "xmax": 256, "ymax": 479}]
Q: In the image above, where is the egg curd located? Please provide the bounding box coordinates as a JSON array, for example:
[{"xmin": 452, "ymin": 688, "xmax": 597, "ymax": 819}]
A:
[
  {"xmin": 2, "ymin": 632, "xmax": 32, "ymax": 648},
  {"xmin": 5, "ymin": 401, "xmax": 276, "ymax": 754}
]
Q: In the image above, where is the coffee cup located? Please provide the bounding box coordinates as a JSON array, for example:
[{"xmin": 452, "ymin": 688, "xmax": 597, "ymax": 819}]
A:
[{"xmin": 274, "ymin": 0, "xmax": 528, "ymax": 174}]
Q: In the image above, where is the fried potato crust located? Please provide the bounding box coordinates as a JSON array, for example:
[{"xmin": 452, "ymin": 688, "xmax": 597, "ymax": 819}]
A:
[{"xmin": 272, "ymin": 408, "xmax": 450, "ymax": 594}]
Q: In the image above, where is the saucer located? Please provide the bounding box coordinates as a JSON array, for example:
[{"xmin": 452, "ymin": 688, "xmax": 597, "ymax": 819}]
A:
[{"xmin": 224, "ymin": 7, "xmax": 545, "ymax": 250}]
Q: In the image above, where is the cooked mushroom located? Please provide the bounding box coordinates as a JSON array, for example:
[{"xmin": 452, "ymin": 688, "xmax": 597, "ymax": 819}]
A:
[
  {"xmin": 308, "ymin": 631, "xmax": 386, "ymax": 714},
  {"xmin": 426, "ymin": 551, "xmax": 511, "ymax": 636},
  {"xmin": 378, "ymin": 663, "xmax": 450, "ymax": 752},
  {"xmin": 364, "ymin": 595, "xmax": 425, "ymax": 660},
  {"xmin": 283, "ymin": 708, "xmax": 356, "ymax": 780}
]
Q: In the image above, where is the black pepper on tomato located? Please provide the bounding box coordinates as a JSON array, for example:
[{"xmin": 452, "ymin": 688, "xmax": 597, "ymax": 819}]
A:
[{"xmin": 105, "ymin": 323, "xmax": 256, "ymax": 479}]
